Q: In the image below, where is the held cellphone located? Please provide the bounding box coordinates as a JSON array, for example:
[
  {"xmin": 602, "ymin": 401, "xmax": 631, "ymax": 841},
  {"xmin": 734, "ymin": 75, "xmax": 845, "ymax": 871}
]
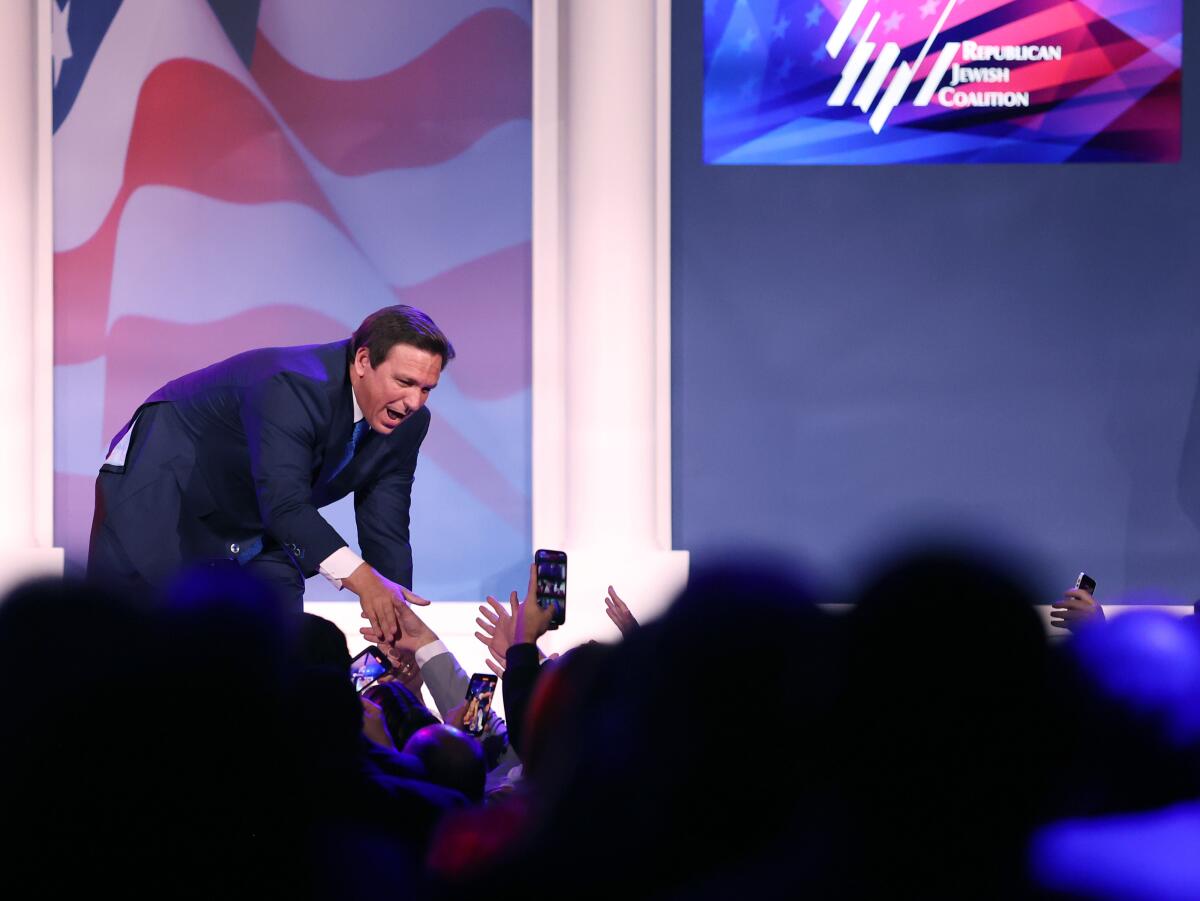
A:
[
  {"xmin": 1074, "ymin": 572, "xmax": 1097, "ymax": 595},
  {"xmin": 461, "ymin": 673, "xmax": 498, "ymax": 736},
  {"xmin": 535, "ymin": 548, "xmax": 568, "ymax": 630},
  {"xmin": 349, "ymin": 646, "xmax": 392, "ymax": 694}
]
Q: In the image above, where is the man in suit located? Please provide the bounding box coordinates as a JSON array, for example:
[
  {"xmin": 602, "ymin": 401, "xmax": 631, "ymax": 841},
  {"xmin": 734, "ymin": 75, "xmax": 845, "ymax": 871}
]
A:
[{"xmin": 87, "ymin": 305, "xmax": 453, "ymax": 641}]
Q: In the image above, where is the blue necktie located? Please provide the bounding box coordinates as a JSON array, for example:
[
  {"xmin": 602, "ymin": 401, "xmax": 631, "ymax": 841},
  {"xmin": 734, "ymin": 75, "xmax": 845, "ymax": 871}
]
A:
[{"xmin": 330, "ymin": 419, "xmax": 370, "ymax": 481}]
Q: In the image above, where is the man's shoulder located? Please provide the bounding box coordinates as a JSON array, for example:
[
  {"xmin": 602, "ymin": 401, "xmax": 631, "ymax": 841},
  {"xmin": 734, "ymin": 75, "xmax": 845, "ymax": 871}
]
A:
[
  {"xmin": 152, "ymin": 339, "xmax": 351, "ymax": 403},
  {"xmin": 247, "ymin": 340, "xmax": 351, "ymax": 385}
]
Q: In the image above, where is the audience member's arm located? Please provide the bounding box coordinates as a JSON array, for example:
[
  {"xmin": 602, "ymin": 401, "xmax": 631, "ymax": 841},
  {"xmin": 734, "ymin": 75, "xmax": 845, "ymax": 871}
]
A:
[
  {"xmin": 367, "ymin": 593, "xmax": 466, "ymax": 716},
  {"xmin": 439, "ymin": 696, "xmax": 517, "ymax": 771},
  {"xmin": 1050, "ymin": 587, "xmax": 1106, "ymax": 632},
  {"xmin": 503, "ymin": 564, "xmax": 556, "ymax": 757},
  {"xmin": 360, "ymin": 695, "xmax": 396, "ymax": 750},
  {"xmin": 417, "ymin": 644, "xmax": 471, "ymax": 719},
  {"xmin": 372, "ymin": 596, "xmax": 518, "ymax": 770},
  {"xmin": 385, "ymin": 646, "xmax": 425, "ymax": 697},
  {"xmin": 604, "ymin": 585, "xmax": 640, "ymax": 636}
]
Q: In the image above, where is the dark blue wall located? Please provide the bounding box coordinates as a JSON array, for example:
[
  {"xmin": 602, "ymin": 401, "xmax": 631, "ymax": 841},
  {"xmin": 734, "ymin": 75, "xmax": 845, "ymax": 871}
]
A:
[{"xmin": 672, "ymin": 5, "xmax": 1200, "ymax": 602}]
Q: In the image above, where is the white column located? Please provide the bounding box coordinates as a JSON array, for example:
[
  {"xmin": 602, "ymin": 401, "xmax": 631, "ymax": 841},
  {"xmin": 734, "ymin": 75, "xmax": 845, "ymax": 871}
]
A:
[
  {"xmin": 0, "ymin": 0, "xmax": 63, "ymax": 590},
  {"xmin": 532, "ymin": 0, "xmax": 688, "ymax": 651}
]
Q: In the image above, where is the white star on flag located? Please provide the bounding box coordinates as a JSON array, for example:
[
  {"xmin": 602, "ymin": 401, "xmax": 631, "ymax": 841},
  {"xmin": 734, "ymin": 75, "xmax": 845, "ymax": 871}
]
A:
[
  {"xmin": 883, "ymin": 10, "xmax": 905, "ymax": 32},
  {"xmin": 52, "ymin": 0, "xmax": 73, "ymax": 88},
  {"xmin": 805, "ymin": 3, "xmax": 823, "ymax": 28},
  {"xmin": 772, "ymin": 15, "xmax": 791, "ymax": 40},
  {"xmin": 919, "ymin": 0, "xmax": 939, "ymax": 18}
]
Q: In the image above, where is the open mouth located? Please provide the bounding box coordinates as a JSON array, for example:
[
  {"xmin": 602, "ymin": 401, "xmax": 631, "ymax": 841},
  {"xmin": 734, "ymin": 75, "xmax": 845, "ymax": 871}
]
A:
[{"xmin": 384, "ymin": 406, "xmax": 405, "ymax": 425}]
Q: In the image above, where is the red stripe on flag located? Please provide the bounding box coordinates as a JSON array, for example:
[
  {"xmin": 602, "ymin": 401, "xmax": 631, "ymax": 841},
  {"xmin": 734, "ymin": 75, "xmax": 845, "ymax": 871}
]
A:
[
  {"xmin": 56, "ymin": 59, "xmax": 352, "ymax": 365},
  {"xmin": 124, "ymin": 60, "xmax": 341, "ymax": 219},
  {"xmin": 395, "ymin": 243, "xmax": 531, "ymax": 401}
]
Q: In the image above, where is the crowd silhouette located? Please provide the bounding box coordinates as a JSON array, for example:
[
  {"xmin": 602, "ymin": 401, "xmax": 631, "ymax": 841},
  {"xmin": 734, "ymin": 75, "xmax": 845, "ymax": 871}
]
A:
[{"xmin": 2, "ymin": 544, "xmax": 1197, "ymax": 898}]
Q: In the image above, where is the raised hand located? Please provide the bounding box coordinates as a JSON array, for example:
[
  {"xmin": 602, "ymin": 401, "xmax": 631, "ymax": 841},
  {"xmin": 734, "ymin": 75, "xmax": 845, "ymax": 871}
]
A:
[
  {"xmin": 474, "ymin": 590, "xmax": 518, "ymax": 671},
  {"xmin": 513, "ymin": 562, "xmax": 555, "ymax": 645},
  {"xmin": 604, "ymin": 585, "xmax": 639, "ymax": 636},
  {"xmin": 1050, "ymin": 587, "xmax": 1105, "ymax": 633}
]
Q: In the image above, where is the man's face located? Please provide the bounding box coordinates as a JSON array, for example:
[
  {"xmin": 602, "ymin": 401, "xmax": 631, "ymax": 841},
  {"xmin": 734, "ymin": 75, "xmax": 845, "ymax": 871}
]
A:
[{"xmin": 351, "ymin": 343, "xmax": 443, "ymax": 434}]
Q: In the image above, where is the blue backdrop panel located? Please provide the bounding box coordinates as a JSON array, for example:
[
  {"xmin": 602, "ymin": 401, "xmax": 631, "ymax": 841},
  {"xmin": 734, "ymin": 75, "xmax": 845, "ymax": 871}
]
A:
[{"xmin": 673, "ymin": 4, "xmax": 1200, "ymax": 602}]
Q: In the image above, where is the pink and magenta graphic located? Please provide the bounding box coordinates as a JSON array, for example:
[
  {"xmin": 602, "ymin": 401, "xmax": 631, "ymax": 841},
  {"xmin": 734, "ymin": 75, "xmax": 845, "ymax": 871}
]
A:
[{"xmin": 704, "ymin": 0, "xmax": 1181, "ymax": 164}]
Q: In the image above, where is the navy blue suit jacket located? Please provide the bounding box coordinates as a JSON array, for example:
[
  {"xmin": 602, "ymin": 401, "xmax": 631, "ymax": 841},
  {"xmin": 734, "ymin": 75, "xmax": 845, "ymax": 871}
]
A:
[{"xmin": 98, "ymin": 340, "xmax": 429, "ymax": 588}]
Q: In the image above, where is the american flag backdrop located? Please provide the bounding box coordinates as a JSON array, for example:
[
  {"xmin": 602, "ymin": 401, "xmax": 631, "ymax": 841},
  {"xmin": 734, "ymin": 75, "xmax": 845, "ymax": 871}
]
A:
[{"xmin": 51, "ymin": 0, "xmax": 533, "ymax": 600}]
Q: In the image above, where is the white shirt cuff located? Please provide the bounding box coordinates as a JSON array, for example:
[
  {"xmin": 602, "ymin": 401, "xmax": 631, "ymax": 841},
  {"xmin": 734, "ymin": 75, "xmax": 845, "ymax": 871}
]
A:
[
  {"xmin": 318, "ymin": 546, "xmax": 365, "ymax": 589},
  {"xmin": 415, "ymin": 640, "xmax": 449, "ymax": 669}
]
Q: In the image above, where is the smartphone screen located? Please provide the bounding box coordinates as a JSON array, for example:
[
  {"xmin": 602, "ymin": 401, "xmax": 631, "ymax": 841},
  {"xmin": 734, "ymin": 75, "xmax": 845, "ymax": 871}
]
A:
[
  {"xmin": 535, "ymin": 548, "xmax": 568, "ymax": 629},
  {"xmin": 462, "ymin": 673, "xmax": 498, "ymax": 736},
  {"xmin": 350, "ymin": 646, "xmax": 391, "ymax": 694}
]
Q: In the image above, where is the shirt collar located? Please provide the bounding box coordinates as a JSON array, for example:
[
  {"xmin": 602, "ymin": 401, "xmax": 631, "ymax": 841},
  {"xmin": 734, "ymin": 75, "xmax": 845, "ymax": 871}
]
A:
[{"xmin": 350, "ymin": 385, "xmax": 364, "ymax": 424}]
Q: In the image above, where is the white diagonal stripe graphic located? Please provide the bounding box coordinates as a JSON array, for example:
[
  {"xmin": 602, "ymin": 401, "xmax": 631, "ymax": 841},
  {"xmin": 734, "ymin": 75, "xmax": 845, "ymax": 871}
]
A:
[
  {"xmin": 826, "ymin": 0, "xmax": 868, "ymax": 58},
  {"xmin": 827, "ymin": 13, "xmax": 880, "ymax": 107},
  {"xmin": 870, "ymin": 61, "xmax": 916, "ymax": 133},
  {"xmin": 913, "ymin": 43, "xmax": 960, "ymax": 106},
  {"xmin": 913, "ymin": 0, "xmax": 959, "ymax": 73},
  {"xmin": 853, "ymin": 43, "xmax": 900, "ymax": 112}
]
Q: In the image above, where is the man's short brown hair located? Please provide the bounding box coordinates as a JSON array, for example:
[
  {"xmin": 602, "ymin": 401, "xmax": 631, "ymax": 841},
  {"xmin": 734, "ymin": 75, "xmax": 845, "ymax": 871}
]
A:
[{"xmin": 352, "ymin": 305, "xmax": 455, "ymax": 369}]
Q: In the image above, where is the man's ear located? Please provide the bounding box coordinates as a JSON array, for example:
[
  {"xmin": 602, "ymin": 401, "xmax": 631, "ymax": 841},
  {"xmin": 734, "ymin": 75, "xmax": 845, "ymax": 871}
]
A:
[{"xmin": 353, "ymin": 346, "xmax": 371, "ymax": 376}]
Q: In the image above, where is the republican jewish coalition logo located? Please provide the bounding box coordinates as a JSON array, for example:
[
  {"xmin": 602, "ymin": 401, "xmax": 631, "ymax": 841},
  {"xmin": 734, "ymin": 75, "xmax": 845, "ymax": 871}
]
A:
[{"xmin": 826, "ymin": 0, "xmax": 1062, "ymax": 133}]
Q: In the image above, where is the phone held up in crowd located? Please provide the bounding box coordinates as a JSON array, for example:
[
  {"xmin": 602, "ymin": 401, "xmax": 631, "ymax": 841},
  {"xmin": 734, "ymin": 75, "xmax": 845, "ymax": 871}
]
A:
[
  {"xmin": 349, "ymin": 646, "xmax": 392, "ymax": 694},
  {"xmin": 535, "ymin": 548, "xmax": 567, "ymax": 630},
  {"xmin": 461, "ymin": 673, "xmax": 498, "ymax": 736}
]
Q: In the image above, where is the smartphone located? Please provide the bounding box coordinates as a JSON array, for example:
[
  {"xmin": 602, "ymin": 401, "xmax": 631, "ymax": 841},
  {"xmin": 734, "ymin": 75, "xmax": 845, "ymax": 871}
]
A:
[
  {"xmin": 461, "ymin": 673, "xmax": 498, "ymax": 736},
  {"xmin": 535, "ymin": 548, "xmax": 568, "ymax": 630},
  {"xmin": 1074, "ymin": 572, "xmax": 1097, "ymax": 595},
  {"xmin": 349, "ymin": 646, "xmax": 392, "ymax": 694}
]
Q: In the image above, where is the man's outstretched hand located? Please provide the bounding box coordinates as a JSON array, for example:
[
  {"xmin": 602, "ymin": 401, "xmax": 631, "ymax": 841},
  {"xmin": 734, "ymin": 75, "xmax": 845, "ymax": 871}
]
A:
[
  {"xmin": 345, "ymin": 563, "xmax": 432, "ymax": 646},
  {"xmin": 360, "ymin": 585, "xmax": 436, "ymax": 650}
]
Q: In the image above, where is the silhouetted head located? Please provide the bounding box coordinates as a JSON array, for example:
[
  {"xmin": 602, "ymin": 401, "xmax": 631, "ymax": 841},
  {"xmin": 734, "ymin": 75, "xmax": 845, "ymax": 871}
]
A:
[
  {"xmin": 521, "ymin": 641, "xmax": 613, "ymax": 780},
  {"xmin": 1072, "ymin": 611, "xmax": 1200, "ymax": 746},
  {"xmin": 292, "ymin": 613, "xmax": 351, "ymax": 672},
  {"xmin": 1046, "ymin": 611, "xmax": 1200, "ymax": 818},
  {"xmin": 501, "ymin": 560, "xmax": 843, "ymax": 895},
  {"xmin": 842, "ymin": 544, "xmax": 1049, "ymax": 896},
  {"xmin": 403, "ymin": 724, "xmax": 486, "ymax": 803},
  {"xmin": 365, "ymin": 679, "xmax": 439, "ymax": 748}
]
